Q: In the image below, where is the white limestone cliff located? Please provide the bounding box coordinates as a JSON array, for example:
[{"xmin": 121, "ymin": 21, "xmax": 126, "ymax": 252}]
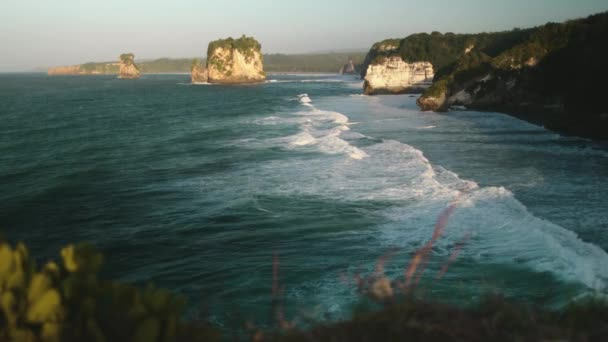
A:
[{"xmin": 363, "ymin": 57, "xmax": 434, "ymax": 95}]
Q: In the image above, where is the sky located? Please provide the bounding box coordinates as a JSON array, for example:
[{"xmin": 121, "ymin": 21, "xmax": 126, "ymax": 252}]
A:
[{"xmin": 1, "ymin": 0, "xmax": 607, "ymax": 71}]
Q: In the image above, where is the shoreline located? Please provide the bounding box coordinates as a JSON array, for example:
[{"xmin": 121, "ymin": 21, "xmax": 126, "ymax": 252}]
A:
[{"xmin": 462, "ymin": 104, "xmax": 608, "ymax": 143}]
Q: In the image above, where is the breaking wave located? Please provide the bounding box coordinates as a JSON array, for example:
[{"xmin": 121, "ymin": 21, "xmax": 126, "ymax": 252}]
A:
[{"xmin": 250, "ymin": 94, "xmax": 608, "ymax": 293}]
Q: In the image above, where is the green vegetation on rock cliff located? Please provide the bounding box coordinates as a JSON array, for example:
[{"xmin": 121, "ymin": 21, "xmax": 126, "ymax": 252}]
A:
[
  {"xmin": 361, "ymin": 29, "xmax": 533, "ymax": 78},
  {"xmin": 207, "ymin": 35, "xmax": 262, "ymax": 63},
  {"xmin": 138, "ymin": 58, "xmax": 194, "ymax": 73},
  {"xmin": 119, "ymin": 53, "xmax": 136, "ymax": 65},
  {"xmin": 410, "ymin": 11, "xmax": 608, "ymax": 139},
  {"xmin": 265, "ymin": 53, "xmax": 365, "ymax": 73}
]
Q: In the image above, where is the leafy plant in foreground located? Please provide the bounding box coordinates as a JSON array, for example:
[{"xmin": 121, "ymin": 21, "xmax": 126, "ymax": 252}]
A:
[{"xmin": 0, "ymin": 240, "xmax": 220, "ymax": 342}]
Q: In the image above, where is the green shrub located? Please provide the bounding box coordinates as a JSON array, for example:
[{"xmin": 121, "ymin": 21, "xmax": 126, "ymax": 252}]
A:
[
  {"xmin": 0, "ymin": 240, "xmax": 220, "ymax": 342},
  {"xmin": 207, "ymin": 35, "xmax": 262, "ymax": 63},
  {"xmin": 423, "ymin": 78, "xmax": 450, "ymax": 98}
]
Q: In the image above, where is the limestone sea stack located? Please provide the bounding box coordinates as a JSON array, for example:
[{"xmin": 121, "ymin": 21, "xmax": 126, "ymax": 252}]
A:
[
  {"xmin": 340, "ymin": 59, "xmax": 356, "ymax": 75},
  {"xmin": 190, "ymin": 35, "xmax": 265, "ymax": 84},
  {"xmin": 190, "ymin": 59, "xmax": 208, "ymax": 83},
  {"xmin": 360, "ymin": 40, "xmax": 434, "ymax": 95},
  {"xmin": 118, "ymin": 53, "xmax": 140, "ymax": 79}
]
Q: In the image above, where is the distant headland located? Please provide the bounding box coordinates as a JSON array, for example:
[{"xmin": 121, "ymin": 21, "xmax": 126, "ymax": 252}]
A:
[
  {"xmin": 46, "ymin": 52, "xmax": 366, "ymax": 76},
  {"xmin": 361, "ymin": 11, "xmax": 608, "ymax": 140}
]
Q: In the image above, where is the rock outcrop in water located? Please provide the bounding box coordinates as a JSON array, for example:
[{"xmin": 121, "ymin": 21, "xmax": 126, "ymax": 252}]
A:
[
  {"xmin": 413, "ymin": 12, "xmax": 608, "ymax": 139},
  {"xmin": 363, "ymin": 59, "xmax": 434, "ymax": 95},
  {"xmin": 192, "ymin": 35, "xmax": 265, "ymax": 84},
  {"xmin": 361, "ymin": 40, "xmax": 434, "ymax": 95},
  {"xmin": 118, "ymin": 53, "xmax": 140, "ymax": 79},
  {"xmin": 340, "ymin": 58, "xmax": 357, "ymax": 75},
  {"xmin": 190, "ymin": 59, "xmax": 208, "ymax": 83}
]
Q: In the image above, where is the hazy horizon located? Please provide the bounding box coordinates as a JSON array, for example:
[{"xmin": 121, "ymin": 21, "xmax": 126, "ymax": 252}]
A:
[{"xmin": 1, "ymin": 0, "xmax": 607, "ymax": 71}]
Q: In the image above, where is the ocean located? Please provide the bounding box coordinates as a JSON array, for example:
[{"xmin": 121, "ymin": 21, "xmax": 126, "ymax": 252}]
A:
[{"xmin": 1, "ymin": 73, "xmax": 608, "ymax": 328}]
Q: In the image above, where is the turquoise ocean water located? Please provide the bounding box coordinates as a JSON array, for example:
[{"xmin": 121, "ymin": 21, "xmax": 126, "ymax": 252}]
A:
[{"xmin": 1, "ymin": 73, "xmax": 608, "ymax": 327}]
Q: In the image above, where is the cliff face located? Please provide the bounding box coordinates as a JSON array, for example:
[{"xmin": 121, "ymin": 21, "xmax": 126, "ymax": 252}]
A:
[
  {"xmin": 191, "ymin": 62, "xmax": 208, "ymax": 83},
  {"xmin": 364, "ymin": 58, "xmax": 434, "ymax": 95},
  {"xmin": 415, "ymin": 12, "xmax": 608, "ymax": 139},
  {"xmin": 361, "ymin": 40, "xmax": 434, "ymax": 95},
  {"xmin": 360, "ymin": 40, "xmax": 400, "ymax": 79},
  {"xmin": 118, "ymin": 53, "xmax": 140, "ymax": 79},
  {"xmin": 340, "ymin": 59, "xmax": 356, "ymax": 75},
  {"xmin": 202, "ymin": 36, "xmax": 265, "ymax": 84}
]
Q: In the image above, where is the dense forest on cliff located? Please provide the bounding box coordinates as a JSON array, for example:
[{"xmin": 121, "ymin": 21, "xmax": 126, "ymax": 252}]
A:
[
  {"xmin": 384, "ymin": 11, "xmax": 608, "ymax": 139},
  {"xmin": 265, "ymin": 53, "xmax": 365, "ymax": 73},
  {"xmin": 426, "ymin": 13, "xmax": 608, "ymax": 116},
  {"xmin": 207, "ymin": 35, "xmax": 262, "ymax": 62},
  {"xmin": 365, "ymin": 11, "xmax": 607, "ymax": 82}
]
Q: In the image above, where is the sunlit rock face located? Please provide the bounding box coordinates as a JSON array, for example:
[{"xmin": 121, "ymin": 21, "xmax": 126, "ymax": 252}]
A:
[
  {"xmin": 205, "ymin": 36, "xmax": 265, "ymax": 84},
  {"xmin": 340, "ymin": 59, "xmax": 356, "ymax": 75},
  {"xmin": 191, "ymin": 63, "xmax": 208, "ymax": 84},
  {"xmin": 363, "ymin": 58, "xmax": 434, "ymax": 95},
  {"xmin": 118, "ymin": 53, "xmax": 140, "ymax": 79}
]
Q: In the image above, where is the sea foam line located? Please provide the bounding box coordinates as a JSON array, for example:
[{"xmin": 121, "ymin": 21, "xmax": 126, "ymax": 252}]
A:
[
  {"xmin": 289, "ymin": 94, "xmax": 608, "ymax": 292},
  {"xmin": 289, "ymin": 94, "xmax": 368, "ymax": 160}
]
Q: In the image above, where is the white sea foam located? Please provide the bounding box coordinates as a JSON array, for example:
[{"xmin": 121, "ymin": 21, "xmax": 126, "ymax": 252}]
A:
[
  {"xmin": 345, "ymin": 81, "xmax": 365, "ymax": 89},
  {"xmin": 271, "ymin": 113, "xmax": 608, "ymax": 292},
  {"xmin": 382, "ymin": 183, "xmax": 608, "ymax": 290},
  {"xmin": 288, "ymin": 132, "xmax": 317, "ymax": 147},
  {"xmin": 203, "ymin": 91, "xmax": 608, "ymax": 323},
  {"xmin": 315, "ymin": 135, "xmax": 368, "ymax": 160},
  {"xmin": 244, "ymin": 92, "xmax": 608, "ymax": 293},
  {"xmin": 278, "ymin": 94, "xmax": 368, "ymax": 160},
  {"xmin": 298, "ymin": 94, "xmax": 312, "ymax": 103}
]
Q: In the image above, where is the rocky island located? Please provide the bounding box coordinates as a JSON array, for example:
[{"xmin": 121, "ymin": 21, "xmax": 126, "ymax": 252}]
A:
[
  {"xmin": 118, "ymin": 53, "xmax": 140, "ymax": 79},
  {"xmin": 339, "ymin": 58, "xmax": 357, "ymax": 75},
  {"xmin": 190, "ymin": 35, "xmax": 266, "ymax": 84},
  {"xmin": 409, "ymin": 12, "xmax": 608, "ymax": 139},
  {"xmin": 190, "ymin": 59, "xmax": 208, "ymax": 83},
  {"xmin": 360, "ymin": 40, "xmax": 434, "ymax": 95}
]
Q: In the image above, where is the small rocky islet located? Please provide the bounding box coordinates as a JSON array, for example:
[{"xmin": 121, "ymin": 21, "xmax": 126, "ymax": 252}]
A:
[{"xmin": 190, "ymin": 35, "xmax": 266, "ymax": 84}]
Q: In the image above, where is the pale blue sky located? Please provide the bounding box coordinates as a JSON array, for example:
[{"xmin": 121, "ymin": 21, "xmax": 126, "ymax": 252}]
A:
[{"xmin": 1, "ymin": 0, "xmax": 607, "ymax": 71}]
